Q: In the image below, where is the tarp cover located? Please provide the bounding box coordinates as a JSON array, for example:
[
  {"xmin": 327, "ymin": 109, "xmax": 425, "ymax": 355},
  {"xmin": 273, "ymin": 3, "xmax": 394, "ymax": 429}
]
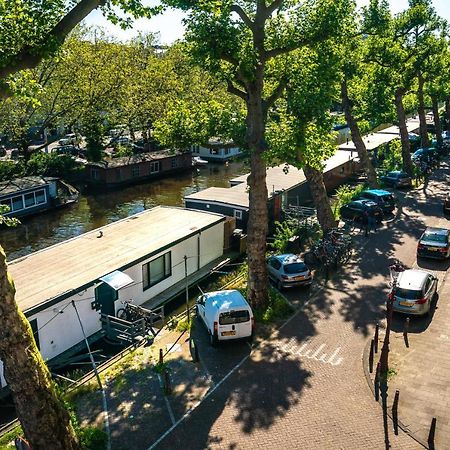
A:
[{"xmin": 99, "ymin": 270, "xmax": 133, "ymax": 290}]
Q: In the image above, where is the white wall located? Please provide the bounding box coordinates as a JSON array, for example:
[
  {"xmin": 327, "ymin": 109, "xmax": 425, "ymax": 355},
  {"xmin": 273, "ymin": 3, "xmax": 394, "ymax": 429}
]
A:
[
  {"xmin": 0, "ymin": 220, "xmax": 225, "ymax": 391},
  {"xmin": 122, "ymin": 221, "xmax": 224, "ymax": 307},
  {"xmin": 193, "ymin": 145, "xmax": 242, "ymax": 160}
]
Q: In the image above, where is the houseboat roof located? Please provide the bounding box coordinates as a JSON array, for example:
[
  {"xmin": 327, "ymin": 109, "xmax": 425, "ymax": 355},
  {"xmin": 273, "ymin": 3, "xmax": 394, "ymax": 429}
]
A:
[
  {"xmin": 338, "ymin": 117, "xmax": 422, "ymax": 151},
  {"xmin": 186, "ymin": 186, "xmax": 250, "ymax": 208},
  {"xmin": 86, "ymin": 150, "xmax": 185, "ymax": 169},
  {"xmin": 0, "ymin": 176, "xmax": 57, "ymax": 197},
  {"xmin": 8, "ymin": 206, "xmax": 225, "ymax": 314},
  {"xmin": 376, "ymin": 123, "xmax": 420, "ymax": 135},
  {"xmin": 186, "ymin": 150, "xmax": 358, "ymax": 208}
]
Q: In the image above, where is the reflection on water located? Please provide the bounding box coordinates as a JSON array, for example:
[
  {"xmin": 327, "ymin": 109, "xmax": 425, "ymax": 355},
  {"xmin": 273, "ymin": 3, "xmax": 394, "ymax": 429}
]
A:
[{"xmin": 0, "ymin": 161, "xmax": 248, "ymax": 261}]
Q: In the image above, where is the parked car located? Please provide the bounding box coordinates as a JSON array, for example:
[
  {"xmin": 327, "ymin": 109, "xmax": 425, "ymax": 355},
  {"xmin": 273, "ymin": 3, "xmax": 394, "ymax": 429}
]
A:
[
  {"xmin": 443, "ymin": 194, "xmax": 450, "ymax": 214},
  {"xmin": 392, "ymin": 269, "xmax": 437, "ymax": 316},
  {"xmin": 417, "ymin": 227, "xmax": 450, "ymax": 260},
  {"xmin": 196, "ymin": 290, "xmax": 254, "ymax": 346},
  {"xmin": 412, "ymin": 147, "xmax": 439, "ymax": 163},
  {"xmin": 267, "ymin": 254, "xmax": 313, "ymax": 289},
  {"xmin": 358, "ymin": 189, "xmax": 395, "ymax": 214},
  {"xmin": 339, "ymin": 200, "xmax": 383, "ymax": 223},
  {"xmin": 379, "ymin": 171, "xmax": 412, "ymax": 189}
]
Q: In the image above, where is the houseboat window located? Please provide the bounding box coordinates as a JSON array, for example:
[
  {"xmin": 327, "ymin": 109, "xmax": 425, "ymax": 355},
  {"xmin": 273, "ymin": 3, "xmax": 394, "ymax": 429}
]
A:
[
  {"xmin": 24, "ymin": 192, "xmax": 35, "ymax": 207},
  {"xmin": 209, "ymin": 149, "xmax": 218, "ymax": 155},
  {"xmin": 116, "ymin": 169, "xmax": 122, "ymax": 181},
  {"xmin": 91, "ymin": 169, "xmax": 100, "ymax": 180},
  {"xmin": 143, "ymin": 251, "xmax": 172, "ymax": 290},
  {"xmin": 150, "ymin": 161, "xmax": 160, "ymax": 174},
  {"xmin": 171, "ymin": 158, "xmax": 179, "ymax": 168},
  {"xmin": 132, "ymin": 166, "xmax": 140, "ymax": 177},
  {"xmin": 224, "ymin": 148, "xmax": 230, "ymax": 155},
  {"xmin": 234, "ymin": 210, "xmax": 243, "ymax": 220},
  {"xmin": 12, "ymin": 196, "xmax": 24, "ymax": 211},
  {"xmin": 35, "ymin": 190, "xmax": 46, "ymax": 204}
]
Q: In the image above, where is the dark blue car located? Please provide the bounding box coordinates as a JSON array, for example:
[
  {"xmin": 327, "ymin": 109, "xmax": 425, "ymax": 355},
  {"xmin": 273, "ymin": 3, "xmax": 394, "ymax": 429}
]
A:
[{"xmin": 358, "ymin": 189, "xmax": 395, "ymax": 213}]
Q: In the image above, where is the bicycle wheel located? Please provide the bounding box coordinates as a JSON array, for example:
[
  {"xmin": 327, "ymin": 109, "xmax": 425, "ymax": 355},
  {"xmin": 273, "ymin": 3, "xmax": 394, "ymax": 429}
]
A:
[{"xmin": 117, "ymin": 308, "xmax": 128, "ymax": 320}]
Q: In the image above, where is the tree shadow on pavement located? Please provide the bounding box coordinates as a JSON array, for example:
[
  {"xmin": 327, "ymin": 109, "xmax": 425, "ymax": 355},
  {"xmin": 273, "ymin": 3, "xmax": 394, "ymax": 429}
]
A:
[{"xmin": 154, "ymin": 342, "xmax": 312, "ymax": 449}]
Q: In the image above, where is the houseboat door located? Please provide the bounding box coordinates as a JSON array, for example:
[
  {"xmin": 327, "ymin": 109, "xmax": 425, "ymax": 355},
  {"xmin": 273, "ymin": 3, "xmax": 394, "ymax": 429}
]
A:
[{"xmin": 95, "ymin": 282, "xmax": 117, "ymax": 316}]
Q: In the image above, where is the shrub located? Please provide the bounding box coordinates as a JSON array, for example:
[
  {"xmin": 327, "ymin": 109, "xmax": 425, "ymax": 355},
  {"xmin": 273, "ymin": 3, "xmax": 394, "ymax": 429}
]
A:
[
  {"xmin": 270, "ymin": 221, "xmax": 296, "ymax": 253},
  {"xmin": 79, "ymin": 426, "xmax": 108, "ymax": 450},
  {"xmin": 254, "ymin": 287, "xmax": 294, "ymax": 323},
  {"xmin": 333, "ymin": 184, "xmax": 365, "ymax": 218}
]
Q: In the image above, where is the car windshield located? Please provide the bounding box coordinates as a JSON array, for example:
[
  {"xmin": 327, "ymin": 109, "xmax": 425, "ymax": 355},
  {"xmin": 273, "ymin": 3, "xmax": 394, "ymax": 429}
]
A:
[
  {"xmin": 395, "ymin": 287, "xmax": 422, "ymax": 300},
  {"xmin": 422, "ymin": 232, "xmax": 447, "ymax": 243},
  {"xmin": 284, "ymin": 262, "xmax": 307, "ymax": 274},
  {"xmin": 219, "ymin": 310, "xmax": 250, "ymax": 325}
]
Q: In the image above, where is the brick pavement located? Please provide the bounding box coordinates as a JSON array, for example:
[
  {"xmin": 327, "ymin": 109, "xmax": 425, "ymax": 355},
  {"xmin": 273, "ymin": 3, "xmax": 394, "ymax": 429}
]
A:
[
  {"xmin": 145, "ymin": 165, "xmax": 450, "ymax": 450},
  {"xmin": 366, "ymin": 163, "xmax": 450, "ymax": 449}
]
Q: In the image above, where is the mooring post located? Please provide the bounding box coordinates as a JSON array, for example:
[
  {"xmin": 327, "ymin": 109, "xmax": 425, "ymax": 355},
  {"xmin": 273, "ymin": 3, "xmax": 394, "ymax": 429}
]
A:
[
  {"xmin": 403, "ymin": 317, "xmax": 410, "ymax": 348},
  {"xmin": 392, "ymin": 390, "xmax": 399, "ymax": 435},
  {"xmin": 369, "ymin": 339, "xmax": 375, "ymax": 374},
  {"xmin": 374, "ymin": 362, "xmax": 380, "ymax": 402},
  {"xmin": 428, "ymin": 417, "xmax": 437, "ymax": 450},
  {"xmin": 374, "ymin": 323, "xmax": 379, "ymax": 353},
  {"xmin": 159, "ymin": 348, "xmax": 163, "ymax": 365}
]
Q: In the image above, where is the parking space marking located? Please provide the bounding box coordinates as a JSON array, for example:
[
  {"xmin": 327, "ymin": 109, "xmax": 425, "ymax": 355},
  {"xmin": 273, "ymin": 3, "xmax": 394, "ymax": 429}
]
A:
[
  {"xmin": 157, "ymin": 373, "xmax": 176, "ymax": 425},
  {"xmin": 278, "ymin": 338, "xmax": 344, "ymax": 366}
]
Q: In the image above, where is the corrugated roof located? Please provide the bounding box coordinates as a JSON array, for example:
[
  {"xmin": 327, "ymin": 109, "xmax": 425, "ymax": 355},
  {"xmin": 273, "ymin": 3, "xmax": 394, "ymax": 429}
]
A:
[{"xmin": 8, "ymin": 206, "xmax": 225, "ymax": 313}]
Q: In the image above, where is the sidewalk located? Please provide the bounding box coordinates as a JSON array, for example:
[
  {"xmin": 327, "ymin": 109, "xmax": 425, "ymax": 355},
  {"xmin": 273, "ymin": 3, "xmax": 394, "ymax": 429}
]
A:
[{"xmin": 364, "ymin": 163, "xmax": 450, "ymax": 449}]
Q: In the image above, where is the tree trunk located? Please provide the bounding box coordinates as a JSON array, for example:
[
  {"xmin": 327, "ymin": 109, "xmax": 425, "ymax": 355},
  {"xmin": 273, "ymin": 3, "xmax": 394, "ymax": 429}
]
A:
[
  {"xmin": 445, "ymin": 97, "xmax": 450, "ymax": 133},
  {"xmin": 417, "ymin": 73, "xmax": 430, "ymax": 148},
  {"xmin": 303, "ymin": 164, "xmax": 336, "ymax": 232},
  {"xmin": 245, "ymin": 88, "xmax": 269, "ymax": 311},
  {"xmin": 0, "ymin": 246, "xmax": 80, "ymax": 450},
  {"xmin": 432, "ymin": 96, "xmax": 443, "ymax": 148},
  {"xmin": 394, "ymin": 89, "xmax": 414, "ymax": 177},
  {"xmin": 341, "ymin": 80, "xmax": 378, "ymax": 188}
]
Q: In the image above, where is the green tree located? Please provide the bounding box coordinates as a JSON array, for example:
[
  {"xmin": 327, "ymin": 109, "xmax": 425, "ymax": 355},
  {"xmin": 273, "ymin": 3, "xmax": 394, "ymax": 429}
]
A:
[
  {"xmin": 161, "ymin": 0, "xmax": 351, "ymax": 309},
  {"xmin": 339, "ymin": 26, "xmax": 379, "ymax": 188}
]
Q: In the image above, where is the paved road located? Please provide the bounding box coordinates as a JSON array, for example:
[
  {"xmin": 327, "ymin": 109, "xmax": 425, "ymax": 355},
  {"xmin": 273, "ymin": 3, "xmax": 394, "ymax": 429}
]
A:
[{"xmin": 146, "ymin": 167, "xmax": 450, "ymax": 449}]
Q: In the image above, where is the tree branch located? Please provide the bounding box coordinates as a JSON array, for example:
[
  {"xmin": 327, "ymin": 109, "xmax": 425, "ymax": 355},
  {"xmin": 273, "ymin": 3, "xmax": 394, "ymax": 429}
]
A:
[
  {"xmin": 226, "ymin": 80, "xmax": 248, "ymax": 100},
  {"xmin": 0, "ymin": 0, "xmax": 105, "ymax": 88},
  {"xmin": 230, "ymin": 5, "xmax": 254, "ymax": 30},
  {"xmin": 264, "ymin": 80, "xmax": 286, "ymax": 110},
  {"xmin": 265, "ymin": 0, "xmax": 283, "ymax": 18}
]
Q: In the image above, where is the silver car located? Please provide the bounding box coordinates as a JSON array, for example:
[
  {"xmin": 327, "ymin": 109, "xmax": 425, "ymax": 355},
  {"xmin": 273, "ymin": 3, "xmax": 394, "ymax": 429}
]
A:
[
  {"xmin": 392, "ymin": 269, "xmax": 437, "ymax": 316},
  {"xmin": 267, "ymin": 254, "xmax": 313, "ymax": 289}
]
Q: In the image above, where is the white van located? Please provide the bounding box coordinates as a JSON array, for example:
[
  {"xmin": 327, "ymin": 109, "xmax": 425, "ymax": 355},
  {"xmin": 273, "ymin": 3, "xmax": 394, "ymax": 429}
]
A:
[{"xmin": 196, "ymin": 290, "xmax": 254, "ymax": 346}]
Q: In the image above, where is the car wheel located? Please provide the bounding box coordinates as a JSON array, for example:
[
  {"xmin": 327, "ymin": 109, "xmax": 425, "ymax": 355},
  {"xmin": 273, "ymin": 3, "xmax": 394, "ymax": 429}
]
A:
[{"xmin": 210, "ymin": 332, "xmax": 218, "ymax": 347}]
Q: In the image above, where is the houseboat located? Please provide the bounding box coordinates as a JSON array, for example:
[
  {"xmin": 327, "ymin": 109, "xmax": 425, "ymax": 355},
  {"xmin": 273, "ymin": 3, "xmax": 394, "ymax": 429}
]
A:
[
  {"xmin": 184, "ymin": 150, "xmax": 360, "ymax": 231},
  {"xmin": 0, "ymin": 206, "xmax": 229, "ymax": 391},
  {"xmin": 85, "ymin": 150, "xmax": 193, "ymax": 188},
  {"xmin": 191, "ymin": 138, "xmax": 242, "ymax": 162},
  {"xmin": 0, "ymin": 176, "xmax": 78, "ymax": 219}
]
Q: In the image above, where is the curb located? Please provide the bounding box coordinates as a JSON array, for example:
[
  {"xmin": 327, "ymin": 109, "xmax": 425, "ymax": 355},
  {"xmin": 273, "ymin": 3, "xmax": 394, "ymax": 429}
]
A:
[{"xmin": 362, "ymin": 336, "xmax": 428, "ymax": 449}]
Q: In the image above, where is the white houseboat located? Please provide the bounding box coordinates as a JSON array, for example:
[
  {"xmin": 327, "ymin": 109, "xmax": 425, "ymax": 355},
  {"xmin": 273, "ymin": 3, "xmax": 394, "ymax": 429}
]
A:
[
  {"xmin": 191, "ymin": 138, "xmax": 242, "ymax": 162},
  {"xmin": 0, "ymin": 206, "xmax": 228, "ymax": 390}
]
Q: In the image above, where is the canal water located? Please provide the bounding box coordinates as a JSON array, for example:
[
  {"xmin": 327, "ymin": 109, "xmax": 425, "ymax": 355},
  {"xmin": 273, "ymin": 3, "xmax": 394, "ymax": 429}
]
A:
[{"xmin": 0, "ymin": 161, "xmax": 248, "ymax": 261}]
